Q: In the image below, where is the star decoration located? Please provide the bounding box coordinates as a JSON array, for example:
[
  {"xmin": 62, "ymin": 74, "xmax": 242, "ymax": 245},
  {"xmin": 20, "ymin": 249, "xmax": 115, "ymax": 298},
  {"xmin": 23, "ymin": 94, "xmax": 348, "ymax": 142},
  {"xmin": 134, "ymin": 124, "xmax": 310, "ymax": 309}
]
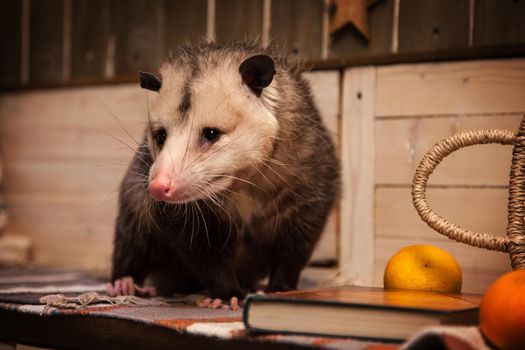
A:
[{"xmin": 330, "ymin": 0, "xmax": 381, "ymax": 40}]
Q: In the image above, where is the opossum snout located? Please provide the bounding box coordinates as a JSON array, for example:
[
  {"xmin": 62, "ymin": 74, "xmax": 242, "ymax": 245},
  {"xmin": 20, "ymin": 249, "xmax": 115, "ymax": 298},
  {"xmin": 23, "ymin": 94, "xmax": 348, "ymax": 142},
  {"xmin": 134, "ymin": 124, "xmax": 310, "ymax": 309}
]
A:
[
  {"xmin": 148, "ymin": 177, "xmax": 171, "ymax": 201},
  {"xmin": 148, "ymin": 174, "xmax": 186, "ymax": 203}
]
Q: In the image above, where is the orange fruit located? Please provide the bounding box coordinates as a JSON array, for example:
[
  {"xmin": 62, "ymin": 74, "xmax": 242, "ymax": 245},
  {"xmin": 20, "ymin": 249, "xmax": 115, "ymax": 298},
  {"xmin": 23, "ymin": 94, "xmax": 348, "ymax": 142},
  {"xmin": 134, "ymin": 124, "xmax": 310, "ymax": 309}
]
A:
[
  {"xmin": 384, "ymin": 245, "xmax": 462, "ymax": 293},
  {"xmin": 479, "ymin": 269, "xmax": 525, "ymax": 350}
]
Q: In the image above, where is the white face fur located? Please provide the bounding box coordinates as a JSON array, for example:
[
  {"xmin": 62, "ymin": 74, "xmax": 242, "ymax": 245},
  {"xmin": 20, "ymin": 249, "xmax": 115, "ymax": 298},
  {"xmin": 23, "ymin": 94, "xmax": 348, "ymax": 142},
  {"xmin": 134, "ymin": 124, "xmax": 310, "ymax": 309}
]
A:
[{"xmin": 145, "ymin": 60, "xmax": 279, "ymax": 204}]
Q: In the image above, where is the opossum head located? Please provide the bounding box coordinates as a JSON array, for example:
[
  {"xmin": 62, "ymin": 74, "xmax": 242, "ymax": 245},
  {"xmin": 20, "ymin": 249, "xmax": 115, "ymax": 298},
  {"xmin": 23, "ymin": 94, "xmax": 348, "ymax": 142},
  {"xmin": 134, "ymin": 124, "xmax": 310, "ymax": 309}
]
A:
[{"xmin": 140, "ymin": 54, "xmax": 278, "ymax": 204}]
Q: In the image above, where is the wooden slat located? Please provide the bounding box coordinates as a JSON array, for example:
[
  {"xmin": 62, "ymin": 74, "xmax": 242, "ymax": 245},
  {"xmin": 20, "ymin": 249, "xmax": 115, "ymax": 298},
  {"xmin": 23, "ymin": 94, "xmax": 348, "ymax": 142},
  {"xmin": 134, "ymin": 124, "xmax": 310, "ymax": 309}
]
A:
[
  {"xmin": 29, "ymin": 0, "xmax": 64, "ymax": 85},
  {"xmin": 270, "ymin": 0, "xmax": 323, "ymax": 60},
  {"xmin": 11, "ymin": 222, "xmax": 113, "ymax": 270},
  {"xmin": 302, "ymin": 71, "xmax": 340, "ymax": 144},
  {"xmin": 376, "ymin": 59, "xmax": 525, "ymax": 116},
  {"xmin": 310, "ymin": 211, "xmax": 337, "ymax": 262},
  {"xmin": 164, "ymin": 0, "xmax": 208, "ymax": 53},
  {"xmin": 376, "ymin": 114, "xmax": 523, "ymax": 185},
  {"xmin": 302, "ymin": 71, "xmax": 341, "ymax": 262},
  {"xmin": 5, "ymin": 192, "xmax": 115, "ymax": 269},
  {"xmin": 6, "ymin": 193, "xmax": 117, "ymax": 227},
  {"xmin": 0, "ymin": 84, "xmax": 147, "ymax": 131},
  {"xmin": 215, "ymin": 0, "xmax": 263, "ymax": 42},
  {"xmin": 2, "ymin": 159, "xmax": 126, "ymax": 195},
  {"xmin": 114, "ymin": 0, "xmax": 164, "ymax": 77},
  {"xmin": 398, "ymin": 0, "xmax": 469, "ymax": 52},
  {"xmin": 339, "ymin": 67, "xmax": 376, "ymax": 285},
  {"xmin": 71, "ymin": 0, "xmax": 111, "ymax": 80},
  {"xmin": 0, "ymin": 84, "xmax": 146, "ymax": 270},
  {"xmin": 0, "ymin": 84, "xmax": 146, "ymax": 162},
  {"xmin": 374, "ymin": 238, "xmax": 511, "ymax": 293},
  {"xmin": 0, "ymin": 124, "xmax": 142, "ymax": 161},
  {"xmin": 376, "ymin": 187, "xmax": 509, "ymax": 242},
  {"xmin": 6, "ymin": 193, "xmax": 115, "ymax": 269},
  {"xmin": 474, "ymin": 0, "xmax": 525, "ymax": 47},
  {"xmin": 329, "ymin": 0, "xmax": 393, "ymax": 58},
  {"xmin": 0, "ymin": 0, "xmax": 22, "ymax": 87}
]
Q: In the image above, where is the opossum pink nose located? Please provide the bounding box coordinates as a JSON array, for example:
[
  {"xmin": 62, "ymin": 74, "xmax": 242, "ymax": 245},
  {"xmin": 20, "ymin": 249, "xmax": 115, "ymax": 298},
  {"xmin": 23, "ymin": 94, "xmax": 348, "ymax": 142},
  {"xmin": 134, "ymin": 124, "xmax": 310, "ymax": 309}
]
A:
[{"xmin": 148, "ymin": 179, "xmax": 172, "ymax": 201}]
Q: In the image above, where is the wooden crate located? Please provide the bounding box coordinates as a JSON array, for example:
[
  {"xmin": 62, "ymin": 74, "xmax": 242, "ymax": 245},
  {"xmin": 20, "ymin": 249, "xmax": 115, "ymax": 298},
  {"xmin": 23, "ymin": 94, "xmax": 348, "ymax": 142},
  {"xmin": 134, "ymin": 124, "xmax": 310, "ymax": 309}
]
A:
[{"xmin": 338, "ymin": 58, "xmax": 525, "ymax": 293}]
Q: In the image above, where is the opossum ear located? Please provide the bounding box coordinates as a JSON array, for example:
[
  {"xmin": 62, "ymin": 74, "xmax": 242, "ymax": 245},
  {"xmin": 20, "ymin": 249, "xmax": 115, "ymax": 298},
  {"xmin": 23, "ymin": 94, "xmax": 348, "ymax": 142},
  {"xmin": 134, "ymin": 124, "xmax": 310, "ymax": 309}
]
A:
[
  {"xmin": 138, "ymin": 71, "xmax": 162, "ymax": 92},
  {"xmin": 239, "ymin": 55, "xmax": 276, "ymax": 97}
]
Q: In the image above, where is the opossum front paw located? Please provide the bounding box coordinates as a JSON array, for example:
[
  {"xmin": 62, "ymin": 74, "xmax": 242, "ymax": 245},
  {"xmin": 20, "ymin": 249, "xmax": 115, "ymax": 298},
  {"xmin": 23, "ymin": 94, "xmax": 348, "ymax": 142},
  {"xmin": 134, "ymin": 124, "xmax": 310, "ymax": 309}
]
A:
[
  {"xmin": 197, "ymin": 296, "xmax": 241, "ymax": 311},
  {"xmin": 106, "ymin": 276, "xmax": 157, "ymax": 297}
]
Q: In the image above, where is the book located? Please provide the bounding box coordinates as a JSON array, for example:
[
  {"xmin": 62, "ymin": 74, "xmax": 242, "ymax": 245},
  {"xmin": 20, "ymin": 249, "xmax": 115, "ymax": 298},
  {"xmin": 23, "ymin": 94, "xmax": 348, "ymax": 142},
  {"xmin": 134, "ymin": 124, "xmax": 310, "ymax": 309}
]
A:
[{"xmin": 243, "ymin": 286, "xmax": 482, "ymax": 341}]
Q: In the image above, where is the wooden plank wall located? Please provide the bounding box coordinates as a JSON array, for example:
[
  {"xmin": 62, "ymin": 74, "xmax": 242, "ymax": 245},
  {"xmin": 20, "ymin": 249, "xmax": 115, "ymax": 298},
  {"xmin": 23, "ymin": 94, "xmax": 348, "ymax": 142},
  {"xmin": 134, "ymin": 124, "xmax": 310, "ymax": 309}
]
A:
[
  {"xmin": 2, "ymin": 0, "xmax": 524, "ymax": 89},
  {"xmin": 0, "ymin": 72, "xmax": 340, "ymax": 273},
  {"xmin": 0, "ymin": 85, "xmax": 147, "ymax": 271},
  {"xmin": 339, "ymin": 58, "xmax": 525, "ymax": 294}
]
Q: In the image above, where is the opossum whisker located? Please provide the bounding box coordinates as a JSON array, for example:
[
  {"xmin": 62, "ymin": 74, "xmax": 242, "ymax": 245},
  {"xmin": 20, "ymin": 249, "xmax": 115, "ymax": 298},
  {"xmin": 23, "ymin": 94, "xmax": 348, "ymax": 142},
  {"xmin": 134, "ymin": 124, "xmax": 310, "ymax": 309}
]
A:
[
  {"xmin": 196, "ymin": 188, "xmax": 235, "ymax": 248},
  {"xmin": 189, "ymin": 201, "xmax": 202, "ymax": 250},
  {"xmin": 237, "ymin": 150, "xmax": 303, "ymax": 183},
  {"xmin": 107, "ymin": 132, "xmax": 151, "ymax": 168},
  {"xmin": 194, "ymin": 200, "xmax": 211, "ymax": 247},
  {"xmin": 127, "ymin": 170, "xmax": 149, "ymax": 180},
  {"xmin": 181, "ymin": 202, "xmax": 189, "ymax": 240},
  {"xmin": 146, "ymin": 197, "xmax": 163, "ymax": 234},
  {"xmin": 105, "ymin": 106, "xmax": 142, "ymax": 148},
  {"xmin": 193, "ymin": 184, "xmax": 238, "ymax": 250},
  {"xmin": 250, "ymin": 165, "xmax": 283, "ymax": 240},
  {"xmin": 201, "ymin": 173, "xmax": 264, "ymax": 192}
]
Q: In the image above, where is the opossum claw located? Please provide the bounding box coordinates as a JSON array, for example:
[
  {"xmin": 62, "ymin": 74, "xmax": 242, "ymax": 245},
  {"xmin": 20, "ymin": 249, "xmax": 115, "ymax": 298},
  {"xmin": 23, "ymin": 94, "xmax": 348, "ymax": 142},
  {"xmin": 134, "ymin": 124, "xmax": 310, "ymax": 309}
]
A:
[
  {"xmin": 197, "ymin": 296, "xmax": 241, "ymax": 310},
  {"xmin": 107, "ymin": 276, "xmax": 156, "ymax": 297}
]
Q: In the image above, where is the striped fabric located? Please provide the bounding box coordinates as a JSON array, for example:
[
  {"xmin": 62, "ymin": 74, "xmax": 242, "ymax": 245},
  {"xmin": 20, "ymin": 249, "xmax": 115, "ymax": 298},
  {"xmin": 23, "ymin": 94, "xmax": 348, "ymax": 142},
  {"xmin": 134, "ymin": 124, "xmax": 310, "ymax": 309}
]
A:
[
  {"xmin": 0, "ymin": 267, "xmax": 398, "ymax": 350},
  {"xmin": 0, "ymin": 268, "xmax": 488, "ymax": 349}
]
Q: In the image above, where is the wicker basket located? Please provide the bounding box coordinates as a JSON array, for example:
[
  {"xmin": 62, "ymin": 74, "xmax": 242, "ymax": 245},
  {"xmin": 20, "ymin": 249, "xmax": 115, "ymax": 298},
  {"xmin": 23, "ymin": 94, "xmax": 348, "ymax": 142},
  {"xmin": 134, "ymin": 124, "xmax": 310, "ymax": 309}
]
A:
[{"xmin": 412, "ymin": 116, "xmax": 525, "ymax": 270}]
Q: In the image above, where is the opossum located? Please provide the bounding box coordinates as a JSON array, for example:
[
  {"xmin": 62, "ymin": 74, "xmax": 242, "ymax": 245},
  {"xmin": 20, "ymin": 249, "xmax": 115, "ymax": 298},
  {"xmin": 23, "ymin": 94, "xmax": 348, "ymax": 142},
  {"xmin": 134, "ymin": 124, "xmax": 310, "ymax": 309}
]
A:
[{"xmin": 107, "ymin": 42, "xmax": 340, "ymax": 308}]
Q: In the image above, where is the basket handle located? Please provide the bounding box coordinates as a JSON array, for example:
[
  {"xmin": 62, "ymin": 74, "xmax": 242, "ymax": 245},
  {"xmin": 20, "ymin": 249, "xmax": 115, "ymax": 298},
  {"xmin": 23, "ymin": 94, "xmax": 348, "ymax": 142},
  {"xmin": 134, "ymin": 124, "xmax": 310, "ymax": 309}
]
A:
[{"xmin": 411, "ymin": 129, "xmax": 516, "ymax": 253}]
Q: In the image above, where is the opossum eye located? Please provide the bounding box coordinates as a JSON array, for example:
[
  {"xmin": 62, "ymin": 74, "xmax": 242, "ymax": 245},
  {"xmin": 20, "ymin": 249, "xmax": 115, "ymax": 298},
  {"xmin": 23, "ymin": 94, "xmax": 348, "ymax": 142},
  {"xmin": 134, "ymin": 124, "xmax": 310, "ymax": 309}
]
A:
[
  {"xmin": 153, "ymin": 128, "xmax": 167, "ymax": 146},
  {"xmin": 202, "ymin": 128, "xmax": 221, "ymax": 143}
]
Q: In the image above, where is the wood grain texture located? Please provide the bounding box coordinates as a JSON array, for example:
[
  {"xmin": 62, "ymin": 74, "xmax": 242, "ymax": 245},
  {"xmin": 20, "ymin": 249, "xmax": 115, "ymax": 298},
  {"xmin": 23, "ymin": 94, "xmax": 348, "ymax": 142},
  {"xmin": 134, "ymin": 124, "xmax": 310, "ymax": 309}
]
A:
[
  {"xmin": 375, "ymin": 187, "xmax": 509, "ymax": 242},
  {"xmin": 270, "ymin": 0, "xmax": 323, "ymax": 60},
  {"xmin": 71, "ymin": 0, "xmax": 111, "ymax": 80},
  {"xmin": 302, "ymin": 71, "xmax": 340, "ymax": 144},
  {"xmin": 329, "ymin": 0, "xmax": 393, "ymax": 58},
  {"xmin": 374, "ymin": 238, "xmax": 511, "ymax": 293},
  {"xmin": 376, "ymin": 59, "xmax": 525, "ymax": 116},
  {"xmin": 29, "ymin": 0, "xmax": 64, "ymax": 85},
  {"xmin": 0, "ymin": 0, "xmax": 22, "ymax": 87},
  {"xmin": 164, "ymin": 0, "xmax": 208, "ymax": 53},
  {"xmin": 0, "ymin": 84, "xmax": 145, "ymax": 269},
  {"xmin": 398, "ymin": 0, "xmax": 469, "ymax": 52},
  {"xmin": 2, "ymin": 159, "xmax": 125, "ymax": 194},
  {"xmin": 114, "ymin": 0, "xmax": 164, "ymax": 77},
  {"xmin": 474, "ymin": 0, "xmax": 525, "ymax": 47},
  {"xmin": 0, "ymin": 85, "xmax": 147, "ymax": 131},
  {"xmin": 375, "ymin": 114, "xmax": 523, "ymax": 185},
  {"xmin": 215, "ymin": 0, "xmax": 263, "ymax": 42},
  {"xmin": 339, "ymin": 67, "xmax": 376, "ymax": 285},
  {"xmin": 372, "ymin": 58, "xmax": 524, "ymax": 294},
  {"xmin": 303, "ymin": 71, "xmax": 341, "ymax": 262}
]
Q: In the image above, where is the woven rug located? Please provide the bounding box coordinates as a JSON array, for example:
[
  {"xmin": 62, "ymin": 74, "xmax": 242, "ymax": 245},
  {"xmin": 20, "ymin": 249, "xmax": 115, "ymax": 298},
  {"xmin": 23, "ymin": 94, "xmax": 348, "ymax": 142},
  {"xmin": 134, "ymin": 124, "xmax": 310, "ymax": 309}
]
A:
[
  {"xmin": 0, "ymin": 267, "xmax": 399, "ymax": 350},
  {"xmin": 0, "ymin": 267, "xmax": 490, "ymax": 349}
]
